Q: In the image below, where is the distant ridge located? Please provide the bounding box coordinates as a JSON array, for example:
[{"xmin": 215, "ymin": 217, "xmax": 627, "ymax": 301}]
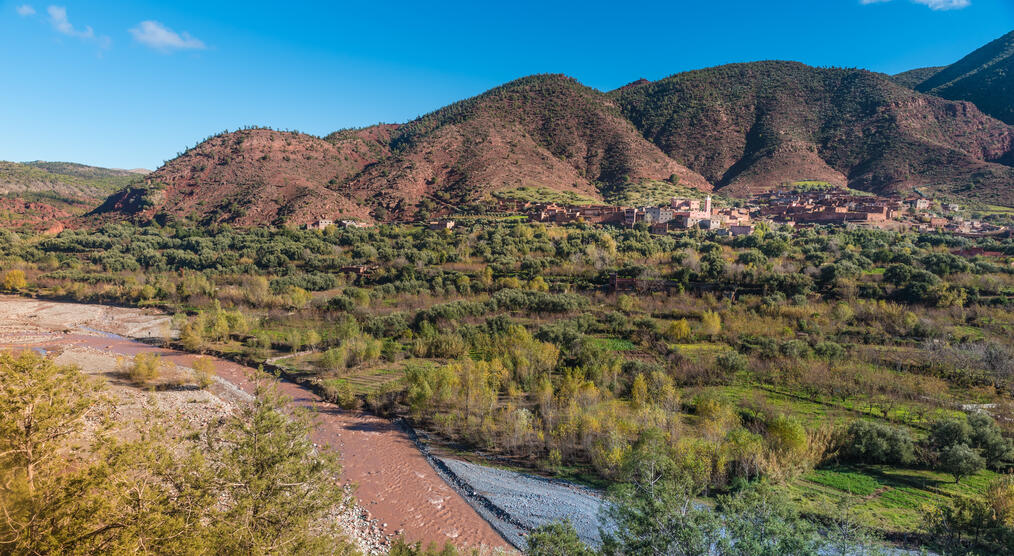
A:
[
  {"xmin": 891, "ymin": 67, "xmax": 944, "ymax": 89},
  {"xmin": 917, "ymin": 30, "xmax": 1014, "ymax": 125},
  {"xmin": 613, "ymin": 61, "xmax": 1014, "ymax": 201},
  {"xmin": 0, "ymin": 160, "xmax": 141, "ymax": 211}
]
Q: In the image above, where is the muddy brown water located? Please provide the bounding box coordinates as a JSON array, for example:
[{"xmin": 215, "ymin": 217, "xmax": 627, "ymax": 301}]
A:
[{"xmin": 0, "ymin": 298, "xmax": 510, "ymax": 551}]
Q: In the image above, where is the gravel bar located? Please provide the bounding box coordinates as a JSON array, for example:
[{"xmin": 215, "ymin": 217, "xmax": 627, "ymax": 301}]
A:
[{"xmin": 437, "ymin": 457, "xmax": 611, "ymax": 548}]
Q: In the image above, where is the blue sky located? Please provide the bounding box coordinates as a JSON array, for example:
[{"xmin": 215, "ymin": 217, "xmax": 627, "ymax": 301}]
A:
[{"xmin": 1, "ymin": 0, "xmax": 1011, "ymax": 170}]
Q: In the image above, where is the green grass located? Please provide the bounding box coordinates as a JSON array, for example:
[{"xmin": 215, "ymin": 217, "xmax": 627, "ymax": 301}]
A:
[
  {"xmin": 948, "ymin": 325, "xmax": 986, "ymax": 342},
  {"xmin": 673, "ymin": 342, "xmax": 731, "ymax": 358},
  {"xmin": 343, "ymin": 366, "xmax": 408, "ymax": 394},
  {"xmin": 788, "ymin": 464, "xmax": 1000, "ymax": 534},
  {"xmin": 602, "ymin": 179, "xmax": 722, "ymax": 207},
  {"xmin": 805, "ymin": 468, "xmax": 882, "ymax": 496},
  {"xmin": 493, "ymin": 186, "xmax": 598, "ymax": 206},
  {"xmin": 589, "ymin": 337, "xmax": 636, "ymax": 351}
]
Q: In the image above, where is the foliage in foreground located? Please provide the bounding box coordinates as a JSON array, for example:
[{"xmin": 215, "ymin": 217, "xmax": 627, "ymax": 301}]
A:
[{"xmin": 0, "ymin": 350, "xmax": 356, "ymax": 555}]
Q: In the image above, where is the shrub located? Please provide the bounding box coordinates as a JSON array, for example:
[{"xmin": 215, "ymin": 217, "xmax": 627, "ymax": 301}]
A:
[
  {"xmin": 127, "ymin": 353, "xmax": 161, "ymax": 385},
  {"xmin": 814, "ymin": 341, "xmax": 845, "ymax": 361},
  {"xmin": 841, "ymin": 420, "xmax": 915, "ymax": 465},
  {"xmin": 526, "ymin": 520, "xmax": 595, "ymax": 556},
  {"xmin": 766, "ymin": 415, "xmax": 807, "ymax": 454},
  {"xmin": 716, "ymin": 351, "xmax": 749, "ymax": 374},
  {"xmin": 191, "ymin": 357, "xmax": 215, "ymax": 389},
  {"xmin": 2, "ymin": 269, "xmax": 27, "ymax": 291},
  {"xmin": 320, "ymin": 378, "xmax": 359, "ymax": 410},
  {"xmin": 700, "ymin": 311, "xmax": 722, "ymax": 336},
  {"xmin": 780, "ymin": 340, "xmax": 811, "ymax": 360},
  {"xmin": 664, "ymin": 319, "xmax": 692, "ymax": 341},
  {"xmin": 319, "ymin": 347, "xmax": 348, "ymax": 372}
]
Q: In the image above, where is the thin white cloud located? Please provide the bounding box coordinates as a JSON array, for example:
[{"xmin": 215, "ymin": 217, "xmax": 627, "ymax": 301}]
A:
[
  {"xmin": 42, "ymin": 5, "xmax": 110, "ymax": 51},
  {"xmin": 129, "ymin": 20, "xmax": 205, "ymax": 52},
  {"xmin": 913, "ymin": 0, "xmax": 971, "ymax": 9},
  {"xmin": 47, "ymin": 5, "xmax": 93, "ymax": 38},
  {"xmin": 860, "ymin": 0, "xmax": 970, "ymax": 8},
  {"xmin": 16, "ymin": 4, "xmax": 35, "ymax": 16}
]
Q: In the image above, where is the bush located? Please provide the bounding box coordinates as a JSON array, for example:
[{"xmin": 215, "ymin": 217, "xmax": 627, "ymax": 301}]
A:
[
  {"xmin": 841, "ymin": 420, "xmax": 915, "ymax": 465},
  {"xmin": 814, "ymin": 341, "xmax": 845, "ymax": 361},
  {"xmin": 127, "ymin": 353, "xmax": 161, "ymax": 385},
  {"xmin": 766, "ymin": 415, "xmax": 807, "ymax": 454},
  {"xmin": 319, "ymin": 347, "xmax": 347, "ymax": 372},
  {"xmin": 525, "ymin": 520, "xmax": 595, "ymax": 556},
  {"xmin": 780, "ymin": 340, "xmax": 811, "ymax": 360},
  {"xmin": 2, "ymin": 269, "xmax": 27, "ymax": 291},
  {"xmin": 191, "ymin": 357, "xmax": 215, "ymax": 389},
  {"xmin": 700, "ymin": 311, "xmax": 722, "ymax": 336},
  {"xmin": 716, "ymin": 351, "xmax": 749, "ymax": 374},
  {"xmin": 664, "ymin": 319, "xmax": 692, "ymax": 341},
  {"xmin": 320, "ymin": 378, "xmax": 359, "ymax": 410}
]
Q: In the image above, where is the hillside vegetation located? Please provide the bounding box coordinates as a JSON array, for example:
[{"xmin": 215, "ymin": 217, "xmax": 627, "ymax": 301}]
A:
[
  {"xmin": 918, "ymin": 30, "xmax": 1014, "ymax": 125},
  {"xmin": 890, "ymin": 66, "xmax": 944, "ymax": 89},
  {"xmin": 342, "ymin": 74, "xmax": 710, "ymax": 219},
  {"xmin": 90, "ymin": 127, "xmax": 391, "ymax": 226},
  {"xmin": 2, "ymin": 218, "xmax": 1013, "ymax": 553},
  {"xmin": 0, "ymin": 160, "xmax": 142, "ymax": 211},
  {"xmin": 613, "ymin": 61, "xmax": 1014, "ymax": 202}
]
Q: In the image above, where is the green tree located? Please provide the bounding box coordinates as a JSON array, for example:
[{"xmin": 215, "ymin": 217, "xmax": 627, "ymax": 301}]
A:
[
  {"xmin": 204, "ymin": 378, "xmax": 354, "ymax": 554},
  {"xmin": 600, "ymin": 430, "xmax": 719, "ymax": 556},
  {"xmin": 665, "ymin": 319, "xmax": 692, "ymax": 342},
  {"xmin": 716, "ymin": 484, "xmax": 821, "ymax": 556},
  {"xmin": 525, "ymin": 520, "xmax": 595, "ymax": 556},
  {"xmin": 968, "ymin": 413, "xmax": 1013, "ymax": 469},
  {"xmin": 939, "ymin": 443, "xmax": 984, "ymax": 484}
]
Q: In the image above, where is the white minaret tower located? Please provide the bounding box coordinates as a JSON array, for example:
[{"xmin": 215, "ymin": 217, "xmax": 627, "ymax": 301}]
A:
[{"xmin": 704, "ymin": 195, "xmax": 712, "ymax": 216}]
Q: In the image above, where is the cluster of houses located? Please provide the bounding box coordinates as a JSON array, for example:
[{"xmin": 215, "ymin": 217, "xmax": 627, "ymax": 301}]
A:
[
  {"xmin": 495, "ymin": 197, "xmax": 756, "ymax": 235},
  {"xmin": 753, "ymin": 189, "xmax": 904, "ymax": 225},
  {"xmin": 303, "ymin": 187, "xmax": 1007, "ymax": 239},
  {"xmin": 925, "ymin": 215, "xmax": 1007, "ymax": 236},
  {"xmin": 305, "ymin": 218, "xmax": 372, "ymax": 231},
  {"xmin": 751, "ymin": 189, "xmax": 1009, "ymax": 236}
]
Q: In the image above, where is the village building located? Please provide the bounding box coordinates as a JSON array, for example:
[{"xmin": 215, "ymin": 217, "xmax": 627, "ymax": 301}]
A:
[
  {"xmin": 305, "ymin": 219, "xmax": 333, "ymax": 231},
  {"xmin": 340, "ymin": 220, "xmax": 372, "ymax": 229},
  {"xmin": 428, "ymin": 219, "xmax": 456, "ymax": 230}
]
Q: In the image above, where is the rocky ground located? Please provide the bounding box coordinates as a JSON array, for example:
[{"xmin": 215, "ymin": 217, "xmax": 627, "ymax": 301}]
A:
[{"xmin": 437, "ymin": 457, "xmax": 610, "ymax": 548}]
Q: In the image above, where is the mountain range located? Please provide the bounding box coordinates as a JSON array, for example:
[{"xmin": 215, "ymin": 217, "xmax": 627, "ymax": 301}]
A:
[{"xmin": 8, "ymin": 30, "xmax": 1014, "ymax": 227}]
